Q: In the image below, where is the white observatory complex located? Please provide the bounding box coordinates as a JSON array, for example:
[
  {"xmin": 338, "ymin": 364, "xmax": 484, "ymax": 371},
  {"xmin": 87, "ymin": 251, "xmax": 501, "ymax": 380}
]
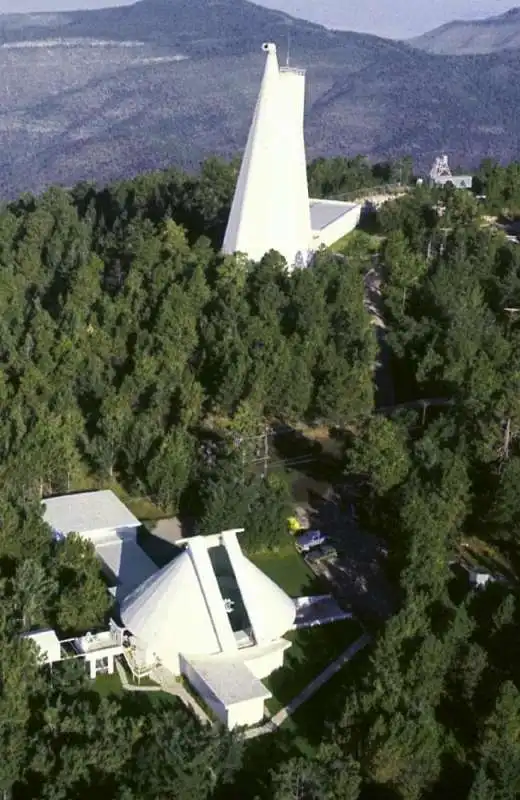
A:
[
  {"xmin": 222, "ymin": 42, "xmax": 361, "ymax": 269},
  {"xmin": 37, "ymin": 490, "xmax": 301, "ymax": 729},
  {"xmin": 30, "ymin": 491, "xmax": 351, "ymax": 729},
  {"xmin": 121, "ymin": 529, "xmax": 296, "ymax": 728}
]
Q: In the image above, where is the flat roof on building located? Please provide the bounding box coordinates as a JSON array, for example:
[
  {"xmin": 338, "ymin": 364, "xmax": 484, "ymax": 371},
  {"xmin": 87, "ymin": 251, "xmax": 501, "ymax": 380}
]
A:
[
  {"xmin": 310, "ymin": 198, "xmax": 360, "ymax": 232},
  {"xmin": 21, "ymin": 629, "xmax": 61, "ymax": 664},
  {"xmin": 42, "ymin": 490, "xmax": 140, "ymax": 537},
  {"xmin": 186, "ymin": 655, "xmax": 272, "ymax": 707}
]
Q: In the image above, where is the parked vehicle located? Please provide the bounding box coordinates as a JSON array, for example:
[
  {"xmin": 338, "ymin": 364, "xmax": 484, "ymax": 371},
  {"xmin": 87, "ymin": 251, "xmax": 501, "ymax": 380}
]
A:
[
  {"xmin": 295, "ymin": 529, "xmax": 328, "ymax": 553},
  {"xmin": 287, "ymin": 516, "xmax": 303, "ymax": 534},
  {"xmin": 287, "ymin": 506, "xmax": 311, "ymax": 534},
  {"xmin": 305, "ymin": 544, "xmax": 338, "ymax": 565}
]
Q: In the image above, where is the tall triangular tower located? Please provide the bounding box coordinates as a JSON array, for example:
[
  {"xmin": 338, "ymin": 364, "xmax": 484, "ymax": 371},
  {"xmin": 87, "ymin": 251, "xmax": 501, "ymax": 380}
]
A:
[{"xmin": 222, "ymin": 43, "xmax": 313, "ymax": 269}]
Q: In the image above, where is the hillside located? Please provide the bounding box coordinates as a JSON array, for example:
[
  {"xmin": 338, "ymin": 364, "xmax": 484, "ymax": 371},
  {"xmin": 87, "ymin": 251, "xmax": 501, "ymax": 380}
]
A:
[
  {"xmin": 410, "ymin": 7, "xmax": 520, "ymax": 54},
  {"xmin": 1, "ymin": 0, "xmax": 520, "ymax": 197}
]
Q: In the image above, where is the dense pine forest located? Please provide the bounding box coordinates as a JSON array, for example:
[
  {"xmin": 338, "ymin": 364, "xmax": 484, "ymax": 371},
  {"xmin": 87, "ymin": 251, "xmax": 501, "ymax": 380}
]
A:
[{"xmin": 2, "ymin": 154, "xmax": 520, "ymax": 799}]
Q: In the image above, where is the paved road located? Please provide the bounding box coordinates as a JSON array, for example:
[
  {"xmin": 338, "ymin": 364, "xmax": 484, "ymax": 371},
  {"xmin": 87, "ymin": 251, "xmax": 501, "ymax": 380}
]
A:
[{"xmin": 244, "ymin": 632, "xmax": 371, "ymax": 739}]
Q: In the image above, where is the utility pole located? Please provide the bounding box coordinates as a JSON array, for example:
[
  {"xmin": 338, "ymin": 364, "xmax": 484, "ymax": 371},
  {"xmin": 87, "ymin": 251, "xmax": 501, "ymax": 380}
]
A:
[
  {"xmin": 262, "ymin": 425, "xmax": 269, "ymax": 477},
  {"xmin": 503, "ymin": 417, "xmax": 512, "ymax": 462},
  {"xmin": 421, "ymin": 400, "xmax": 428, "ymax": 426}
]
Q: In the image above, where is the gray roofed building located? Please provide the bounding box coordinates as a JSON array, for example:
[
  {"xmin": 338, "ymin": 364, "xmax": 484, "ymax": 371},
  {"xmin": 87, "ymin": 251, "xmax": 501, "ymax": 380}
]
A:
[{"xmin": 42, "ymin": 489, "xmax": 140, "ymax": 538}]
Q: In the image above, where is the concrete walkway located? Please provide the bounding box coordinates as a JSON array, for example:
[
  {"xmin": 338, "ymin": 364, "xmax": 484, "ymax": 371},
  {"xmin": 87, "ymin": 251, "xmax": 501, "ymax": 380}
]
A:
[
  {"xmin": 244, "ymin": 632, "xmax": 371, "ymax": 739},
  {"xmin": 115, "ymin": 659, "xmax": 212, "ymax": 725}
]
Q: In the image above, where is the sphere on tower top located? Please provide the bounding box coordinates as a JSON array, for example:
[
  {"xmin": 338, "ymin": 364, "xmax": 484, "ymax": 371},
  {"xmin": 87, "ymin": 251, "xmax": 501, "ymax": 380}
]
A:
[{"xmin": 262, "ymin": 42, "xmax": 276, "ymax": 53}]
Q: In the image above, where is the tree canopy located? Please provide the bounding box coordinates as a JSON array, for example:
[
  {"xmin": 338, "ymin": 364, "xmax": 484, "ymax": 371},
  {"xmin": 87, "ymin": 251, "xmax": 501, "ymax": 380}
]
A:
[{"xmin": 3, "ymin": 153, "xmax": 520, "ymax": 799}]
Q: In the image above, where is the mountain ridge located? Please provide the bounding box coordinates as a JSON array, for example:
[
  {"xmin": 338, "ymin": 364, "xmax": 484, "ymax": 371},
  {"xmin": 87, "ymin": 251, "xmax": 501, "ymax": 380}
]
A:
[
  {"xmin": 410, "ymin": 6, "xmax": 520, "ymax": 54},
  {"xmin": 0, "ymin": 0, "xmax": 520, "ymax": 198}
]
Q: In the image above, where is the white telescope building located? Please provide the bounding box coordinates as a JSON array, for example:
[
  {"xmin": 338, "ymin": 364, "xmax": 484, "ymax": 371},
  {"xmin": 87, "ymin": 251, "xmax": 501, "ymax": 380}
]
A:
[
  {"xmin": 222, "ymin": 42, "xmax": 361, "ymax": 270},
  {"xmin": 33, "ymin": 491, "xmax": 350, "ymax": 730}
]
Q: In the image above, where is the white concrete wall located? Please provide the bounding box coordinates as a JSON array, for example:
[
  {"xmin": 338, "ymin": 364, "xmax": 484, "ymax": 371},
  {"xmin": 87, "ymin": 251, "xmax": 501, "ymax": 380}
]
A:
[
  {"xmin": 276, "ymin": 68, "xmax": 312, "ymax": 270},
  {"xmin": 159, "ymin": 651, "xmax": 181, "ymax": 675},
  {"xmin": 180, "ymin": 656, "xmax": 228, "ymax": 724},
  {"xmin": 312, "ymin": 204, "xmax": 362, "ymax": 249},
  {"xmin": 227, "ymin": 697, "xmax": 266, "ymax": 728},
  {"xmin": 222, "ymin": 44, "xmax": 312, "ymax": 269},
  {"xmin": 180, "ymin": 656, "xmax": 266, "ymax": 729},
  {"xmin": 245, "ymin": 647, "xmax": 286, "ymax": 680}
]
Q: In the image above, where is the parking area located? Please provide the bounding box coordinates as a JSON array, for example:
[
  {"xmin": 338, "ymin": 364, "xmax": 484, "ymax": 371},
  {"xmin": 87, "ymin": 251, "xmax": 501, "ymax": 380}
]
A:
[{"xmin": 297, "ymin": 492, "xmax": 396, "ymax": 621}]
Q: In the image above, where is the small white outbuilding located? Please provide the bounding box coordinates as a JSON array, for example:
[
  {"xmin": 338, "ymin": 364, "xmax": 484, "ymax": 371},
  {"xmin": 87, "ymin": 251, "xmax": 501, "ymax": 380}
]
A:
[
  {"xmin": 42, "ymin": 489, "xmax": 141, "ymax": 544},
  {"xmin": 21, "ymin": 629, "xmax": 61, "ymax": 665},
  {"xmin": 42, "ymin": 490, "xmax": 157, "ymax": 598}
]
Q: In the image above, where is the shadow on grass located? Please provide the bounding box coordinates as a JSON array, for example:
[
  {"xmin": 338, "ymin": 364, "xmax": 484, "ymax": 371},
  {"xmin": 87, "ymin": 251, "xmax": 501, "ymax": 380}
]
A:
[
  {"xmin": 115, "ymin": 684, "xmax": 185, "ymax": 718},
  {"xmin": 266, "ymin": 619, "xmax": 363, "ymax": 711},
  {"xmin": 222, "ymin": 640, "xmax": 372, "ymax": 800},
  {"xmin": 287, "ymin": 641, "xmax": 371, "ymax": 747},
  {"xmin": 272, "ymin": 426, "xmax": 343, "ymax": 485}
]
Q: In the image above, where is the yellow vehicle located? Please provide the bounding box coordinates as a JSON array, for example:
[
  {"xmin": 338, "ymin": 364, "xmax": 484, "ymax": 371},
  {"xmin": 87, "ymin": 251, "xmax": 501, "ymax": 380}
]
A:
[
  {"xmin": 287, "ymin": 516, "xmax": 303, "ymax": 534},
  {"xmin": 287, "ymin": 506, "xmax": 311, "ymax": 534}
]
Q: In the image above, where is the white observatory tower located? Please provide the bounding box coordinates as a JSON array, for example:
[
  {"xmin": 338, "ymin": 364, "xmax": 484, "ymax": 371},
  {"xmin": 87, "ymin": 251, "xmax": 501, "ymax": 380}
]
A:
[{"xmin": 222, "ymin": 42, "xmax": 313, "ymax": 269}]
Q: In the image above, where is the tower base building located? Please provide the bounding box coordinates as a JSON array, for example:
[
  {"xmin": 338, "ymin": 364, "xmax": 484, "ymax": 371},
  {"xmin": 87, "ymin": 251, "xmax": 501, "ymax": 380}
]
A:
[{"xmin": 222, "ymin": 43, "xmax": 361, "ymax": 271}]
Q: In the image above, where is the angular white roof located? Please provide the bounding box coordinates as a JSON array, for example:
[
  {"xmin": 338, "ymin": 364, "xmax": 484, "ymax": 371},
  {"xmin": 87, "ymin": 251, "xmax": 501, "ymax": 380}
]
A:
[
  {"xmin": 121, "ymin": 548, "xmax": 222, "ymax": 666},
  {"xmin": 95, "ymin": 538, "xmax": 158, "ymax": 600},
  {"xmin": 42, "ymin": 490, "xmax": 140, "ymax": 537},
  {"xmin": 121, "ymin": 530, "xmax": 296, "ymax": 666},
  {"xmin": 21, "ymin": 629, "xmax": 61, "ymax": 664}
]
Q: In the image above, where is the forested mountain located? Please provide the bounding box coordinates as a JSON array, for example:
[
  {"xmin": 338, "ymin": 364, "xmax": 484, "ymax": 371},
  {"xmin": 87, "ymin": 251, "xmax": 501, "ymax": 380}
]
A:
[
  {"xmin": 3, "ymin": 153, "xmax": 520, "ymax": 798},
  {"xmin": 1, "ymin": 0, "xmax": 520, "ymax": 198},
  {"xmin": 0, "ymin": 154, "xmax": 380, "ymax": 799},
  {"xmin": 411, "ymin": 7, "xmax": 520, "ymax": 54}
]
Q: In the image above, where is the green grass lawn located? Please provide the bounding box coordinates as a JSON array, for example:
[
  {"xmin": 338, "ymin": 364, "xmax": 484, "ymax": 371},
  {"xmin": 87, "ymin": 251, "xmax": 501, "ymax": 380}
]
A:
[
  {"xmin": 284, "ymin": 637, "xmax": 371, "ymax": 746},
  {"xmin": 238, "ymin": 622, "xmax": 369, "ymax": 795},
  {"xmin": 330, "ymin": 228, "xmax": 383, "ymax": 257},
  {"xmin": 93, "ymin": 670, "xmax": 183, "ymax": 714},
  {"xmin": 264, "ymin": 619, "xmax": 362, "ymax": 714},
  {"xmin": 93, "ymin": 672, "xmax": 123, "ymax": 696},
  {"xmin": 249, "ymin": 546, "xmax": 317, "ymax": 597},
  {"xmin": 249, "ymin": 546, "xmax": 363, "ymax": 717}
]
